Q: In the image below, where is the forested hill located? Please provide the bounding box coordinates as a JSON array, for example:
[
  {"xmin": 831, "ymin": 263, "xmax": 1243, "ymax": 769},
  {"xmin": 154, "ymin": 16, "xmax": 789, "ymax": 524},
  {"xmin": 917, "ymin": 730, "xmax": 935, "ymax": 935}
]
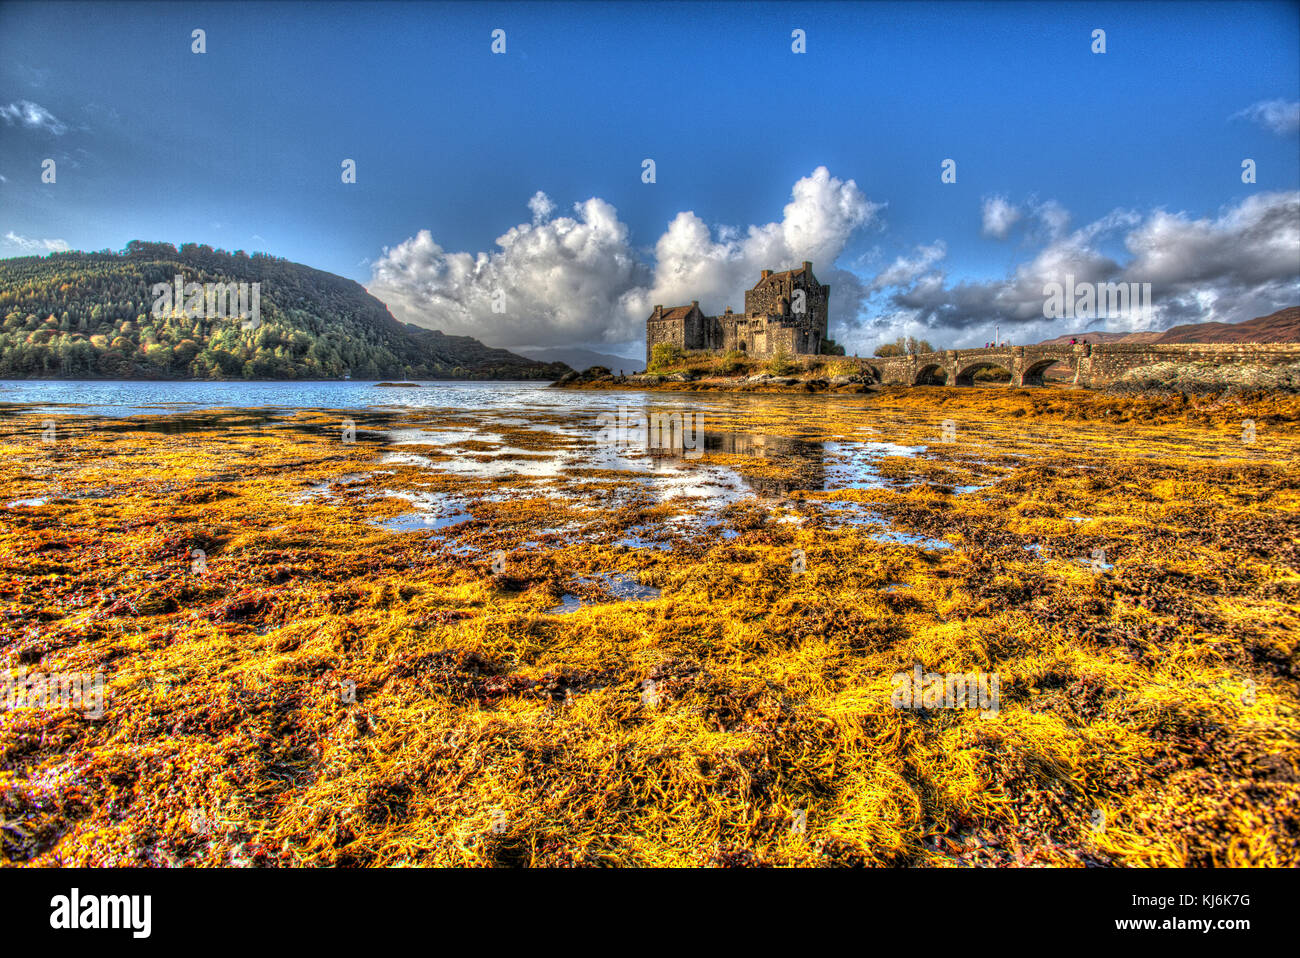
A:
[{"xmin": 0, "ymin": 242, "xmax": 571, "ymax": 380}]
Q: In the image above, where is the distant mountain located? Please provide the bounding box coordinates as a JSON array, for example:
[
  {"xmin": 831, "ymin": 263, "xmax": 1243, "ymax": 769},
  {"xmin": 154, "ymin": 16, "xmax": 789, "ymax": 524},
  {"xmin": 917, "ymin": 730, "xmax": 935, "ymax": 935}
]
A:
[
  {"xmin": 517, "ymin": 346, "xmax": 642, "ymax": 373},
  {"xmin": 0, "ymin": 242, "xmax": 571, "ymax": 380},
  {"xmin": 1036, "ymin": 330, "xmax": 1162, "ymax": 345},
  {"xmin": 1151, "ymin": 306, "xmax": 1300, "ymax": 344},
  {"xmin": 1037, "ymin": 307, "xmax": 1300, "ymax": 346}
]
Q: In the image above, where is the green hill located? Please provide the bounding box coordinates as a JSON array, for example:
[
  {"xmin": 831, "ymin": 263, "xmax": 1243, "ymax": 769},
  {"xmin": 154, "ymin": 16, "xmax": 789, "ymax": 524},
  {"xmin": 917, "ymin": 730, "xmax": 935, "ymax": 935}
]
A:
[{"xmin": 0, "ymin": 242, "xmax": 571, "ymax": 381}]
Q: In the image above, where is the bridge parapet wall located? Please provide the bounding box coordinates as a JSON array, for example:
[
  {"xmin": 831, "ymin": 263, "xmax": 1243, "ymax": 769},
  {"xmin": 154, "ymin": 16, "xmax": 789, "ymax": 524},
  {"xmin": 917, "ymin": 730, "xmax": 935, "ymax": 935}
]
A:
[
  {"xmin": 1081, "ymin": 343, "xmax": 1300, "ymax": 386},
  {"xmin": 859, "ymin": 342, "xmax": 1300, "ymax": 388}
]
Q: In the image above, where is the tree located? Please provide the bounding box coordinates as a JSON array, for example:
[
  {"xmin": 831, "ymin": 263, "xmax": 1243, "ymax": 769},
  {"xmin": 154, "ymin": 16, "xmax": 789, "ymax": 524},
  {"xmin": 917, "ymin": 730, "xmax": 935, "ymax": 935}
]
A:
[
  {"xmin": 766, "ymin": 347, "xmax": 799, "ymax": 376},
  {"xmin": 144, "ymin": 343, "xmax": 173, "ymax": 371},
  {"xmin": 874, "ymin": 335, "xmax": 936, "ymax": 357},
  {"xmin": 649, "ymin": 342, "xmax": 684, "ymax": 371}
]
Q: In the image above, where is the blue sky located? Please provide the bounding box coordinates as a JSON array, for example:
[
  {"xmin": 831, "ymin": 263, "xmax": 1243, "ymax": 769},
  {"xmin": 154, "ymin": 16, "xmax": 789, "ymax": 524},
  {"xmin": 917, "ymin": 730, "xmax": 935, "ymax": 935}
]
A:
[{"xmin": 2, "ymin": 0, "xmax": 1297, "ymax": 357}]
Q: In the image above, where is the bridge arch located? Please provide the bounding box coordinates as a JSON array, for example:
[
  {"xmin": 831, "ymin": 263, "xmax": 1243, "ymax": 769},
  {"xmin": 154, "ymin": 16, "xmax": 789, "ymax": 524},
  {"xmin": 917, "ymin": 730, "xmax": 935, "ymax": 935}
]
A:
[
  {"xmin": 955, "ymin": 360, "xmax": 1011, "ymax": 386},
  {"xmin": 914, "ymin": 363, "xmax": 948, "ymax": 385},
  {"xmin": 1019, "ymin": 357, "xmax": 1071, "ymax": 387}
]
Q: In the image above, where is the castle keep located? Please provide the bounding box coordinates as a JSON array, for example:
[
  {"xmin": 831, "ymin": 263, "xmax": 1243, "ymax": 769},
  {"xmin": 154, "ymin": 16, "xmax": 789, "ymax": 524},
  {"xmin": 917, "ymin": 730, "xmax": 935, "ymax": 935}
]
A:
[{"xmin": 646, "ymin": 262, "xmax": 829, "ymax": 365}]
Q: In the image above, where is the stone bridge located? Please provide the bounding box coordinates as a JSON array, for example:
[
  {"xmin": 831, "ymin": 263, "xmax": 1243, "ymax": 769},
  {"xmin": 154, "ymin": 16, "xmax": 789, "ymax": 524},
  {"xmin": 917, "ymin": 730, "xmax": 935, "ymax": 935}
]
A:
[{"xmin": 865, "ymin": 342, "xmax": 1300, "ymax": 388}]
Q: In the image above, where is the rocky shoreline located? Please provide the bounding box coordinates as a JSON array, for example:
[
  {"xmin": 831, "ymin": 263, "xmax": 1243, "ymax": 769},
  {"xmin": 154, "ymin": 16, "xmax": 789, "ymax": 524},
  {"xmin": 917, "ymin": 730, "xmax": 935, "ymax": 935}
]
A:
[{"xmin": 551, "ymin": 364, "xmax": 878, "ymax": 393}]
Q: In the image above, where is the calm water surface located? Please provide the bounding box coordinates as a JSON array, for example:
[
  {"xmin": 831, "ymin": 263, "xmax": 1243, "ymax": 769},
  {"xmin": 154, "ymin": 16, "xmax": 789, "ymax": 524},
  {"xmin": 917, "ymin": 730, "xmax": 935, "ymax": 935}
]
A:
[
  {"xmin": 0, "ymin": 378, "xmax": 875, "ymax": 423},
  {"xmin": 0, "ymin": 380, "xmax": 968, "ymax": 553},
  {"xmin": 0, "ymin": 379, "xmax": 589, "ymax": 416}
]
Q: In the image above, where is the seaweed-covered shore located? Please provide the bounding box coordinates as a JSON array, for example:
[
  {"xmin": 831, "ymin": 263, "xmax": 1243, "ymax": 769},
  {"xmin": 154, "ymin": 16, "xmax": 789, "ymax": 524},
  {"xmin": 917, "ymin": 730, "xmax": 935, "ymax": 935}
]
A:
[{"xmin": 1, "ymin": 386, "xmax": 1297, "ymax": 866}]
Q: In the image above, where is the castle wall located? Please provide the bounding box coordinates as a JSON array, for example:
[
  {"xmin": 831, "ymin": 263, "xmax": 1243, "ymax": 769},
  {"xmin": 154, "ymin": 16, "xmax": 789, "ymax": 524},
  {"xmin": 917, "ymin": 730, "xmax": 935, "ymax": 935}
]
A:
[
  {"xmin": 764, "ymin": 324, "xmax": 799, "ymax": 357},
  {"xmin": 690, "ymin": 311, "xmax": 722, "ymax": 350},
  {"xmin": 717, "ymin": 314, "xmax": 810, "ymax": 358},
  {"xmin": 744, "ymin": 274, "xmax": 828, "ymax": 340},
  {"xmin": 646, "ymin": 319, "xmax": 686, "ymax": 358},
  {"xmin": 646, "ymin": 305, "xmax": 714, "ymax": 364}
]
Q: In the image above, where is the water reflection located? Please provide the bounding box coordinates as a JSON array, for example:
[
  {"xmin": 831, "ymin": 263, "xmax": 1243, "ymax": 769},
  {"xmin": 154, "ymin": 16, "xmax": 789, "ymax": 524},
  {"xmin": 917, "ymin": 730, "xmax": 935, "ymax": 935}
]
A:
[
  {"xmin": 5, "ymin": 384, "xmax": 956, "ymax": 549},
  {"xmin": 702, "ymin": 431, "xmax": 827, "ymax": 496}
]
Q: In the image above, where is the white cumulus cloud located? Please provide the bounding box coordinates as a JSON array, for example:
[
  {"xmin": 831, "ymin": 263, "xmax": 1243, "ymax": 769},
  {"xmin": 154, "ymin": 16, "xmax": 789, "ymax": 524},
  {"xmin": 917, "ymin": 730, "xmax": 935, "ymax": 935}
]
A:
[
  {"xmin": 868, "ymin": 241, "xmax": 947, "ymax": 291},
  {"xmin": 980, "ymin": 196, "xmax": 1021, "ymax": 239},
  {"xmin": 368, "ymin": 167, "xmax": 881, "ymax": 350},
  {"xmin": 1233, "ymin": 99, "xmax": 1300, "ymax": 135},
  {"xmin": 527, "ymin": 191, "xmax": 556, "ymax": 224},
  {"xmin": 368, "ymin": 196, "xmax": 649, "ymax": 349},
  {"xmin": 0, "ymin": 100, "xmax": 67, "ymax": 135},
  {"xmin": 857, "ymin": 191, "xmax": 1300, "ymax": 350},
  {"xmin": 3, "ymin": 231, "xmax": 71, "ymax": 252}
]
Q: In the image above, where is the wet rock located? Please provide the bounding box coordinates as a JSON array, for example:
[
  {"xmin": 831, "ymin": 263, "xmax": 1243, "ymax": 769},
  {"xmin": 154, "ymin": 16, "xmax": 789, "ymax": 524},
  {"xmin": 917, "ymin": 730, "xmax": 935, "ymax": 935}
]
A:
[{"xmin": 553, "ymin": 365, "xmax": 615, "ymax": 387}]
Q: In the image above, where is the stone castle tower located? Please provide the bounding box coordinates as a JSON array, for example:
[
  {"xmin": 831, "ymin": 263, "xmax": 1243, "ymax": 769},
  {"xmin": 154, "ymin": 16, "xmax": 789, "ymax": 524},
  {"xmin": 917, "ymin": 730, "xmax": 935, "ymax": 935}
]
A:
[{"xmin": 645, "ymin": 262, "xmax": 829, "ymax": 365}]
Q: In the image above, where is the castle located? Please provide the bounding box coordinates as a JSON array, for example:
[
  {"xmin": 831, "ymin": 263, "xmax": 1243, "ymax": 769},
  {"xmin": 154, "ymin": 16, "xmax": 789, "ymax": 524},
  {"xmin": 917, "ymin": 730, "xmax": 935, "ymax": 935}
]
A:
[{"xmin": 645, "ymin": 262, "xmax": 829, "ymax": 365}]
